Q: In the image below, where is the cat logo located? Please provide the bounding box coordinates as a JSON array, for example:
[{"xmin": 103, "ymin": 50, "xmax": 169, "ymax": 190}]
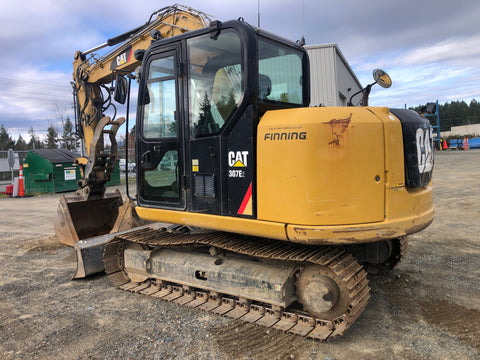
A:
[
  {"xmin": 228, "ymin": 151, "xmax": 248, "ymax": 167},
  {"xmin": 116, "ymin": 53, "xmax": 127, "ymax": 66},
  {"xmin": 110, "ymin": 46, "xmax": 132, "ymax": 70},
  {"xmin": 416, "ymin": 127, "xmax": 434, "ymax": 174}
]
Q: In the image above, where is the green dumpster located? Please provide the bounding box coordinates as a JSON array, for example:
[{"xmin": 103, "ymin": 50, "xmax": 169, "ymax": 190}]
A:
[
  {"xmin": 108, "ymin": 161, "xmax": 121, "ymax": 186},
  {"xmin": 23, "ymin": 149, "xmax": 120, "ymax": 194}
]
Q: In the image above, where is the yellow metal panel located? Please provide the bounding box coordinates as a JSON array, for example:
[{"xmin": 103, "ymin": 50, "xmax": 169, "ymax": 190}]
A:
[
  {"xmin": 257, "ymin": 107, "xmax": 385, "ymax": 225},
  {"xmin": 385, "ymin": 184, "xmax": 434, "ymax": 222},
  {"xmin": 286, "ymin": 204, "xmax": 433, "ymax": 245},
  {"xmin": 135, "ymin": 203, "xmax": 433, "ymax": 246},
  {"xmin": 135, "ymin": 207, "xmax": 288, "ymax": 240},
  {"xmin": 371, "ymin": 107, "xmax": 406, "ymax": 190}
]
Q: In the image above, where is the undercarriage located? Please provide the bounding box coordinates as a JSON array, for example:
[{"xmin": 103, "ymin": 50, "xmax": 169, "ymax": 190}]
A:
[{"xmin": 104, "ymin": 227, "xmax": 376, "ymax": 340}]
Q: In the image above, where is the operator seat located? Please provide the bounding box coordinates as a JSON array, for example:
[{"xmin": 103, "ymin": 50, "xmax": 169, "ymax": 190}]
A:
[{"xmin": 258, "ymin": 74, "xmax": 272, "ymax": 100}]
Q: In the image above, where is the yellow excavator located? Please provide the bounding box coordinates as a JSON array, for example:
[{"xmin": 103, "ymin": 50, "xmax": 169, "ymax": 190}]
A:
[{"xmin": 55, "ymin": 4, "xmax": 434, "ymax": 340}]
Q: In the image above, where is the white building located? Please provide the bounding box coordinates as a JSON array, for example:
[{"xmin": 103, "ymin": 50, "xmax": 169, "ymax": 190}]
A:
[
  {"xmin": 440, "ymin": 124, "xmax": 480, "ymax": 138},
  {"xmin": 306, "ymin": 44, "xmax": 362, "ymax": 107}
]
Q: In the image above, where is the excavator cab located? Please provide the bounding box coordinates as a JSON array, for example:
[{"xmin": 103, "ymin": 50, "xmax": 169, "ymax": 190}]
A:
[{"xmin": 135, "ymin": 20, "xmax": 309, "ymax": 217}]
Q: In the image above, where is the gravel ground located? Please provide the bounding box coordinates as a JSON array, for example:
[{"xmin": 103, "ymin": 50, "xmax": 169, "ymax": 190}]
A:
[{"xmin": 0, "ymin": 150, "xmax": 479, "ymax": 360}]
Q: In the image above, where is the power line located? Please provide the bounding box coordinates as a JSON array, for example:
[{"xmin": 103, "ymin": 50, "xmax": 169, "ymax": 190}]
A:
[
  {"xmin": 0, "ymin": 77, "xmax": 71, "ymax": 91},
  {"xmin": 0, "ymin": 77, "xmax": 71, "ymax": 104}
]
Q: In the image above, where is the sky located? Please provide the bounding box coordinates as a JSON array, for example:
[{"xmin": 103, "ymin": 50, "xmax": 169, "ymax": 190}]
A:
[{"xmin": 1, "ymin": 0, "xmax": 479, "ymax": 140}]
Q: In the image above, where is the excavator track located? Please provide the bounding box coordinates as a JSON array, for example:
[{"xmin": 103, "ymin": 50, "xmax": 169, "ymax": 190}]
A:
[{"xmin": 104, "ymin": 228, "xmax": 370, "ymax": 340}]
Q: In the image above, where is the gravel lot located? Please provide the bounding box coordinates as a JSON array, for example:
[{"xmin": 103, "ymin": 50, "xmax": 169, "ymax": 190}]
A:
[{"xmin": 1, "ymin": 150, "xmax": 479, "ymax": 360}]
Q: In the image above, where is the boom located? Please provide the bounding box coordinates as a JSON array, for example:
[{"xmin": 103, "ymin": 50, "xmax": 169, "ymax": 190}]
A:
[{"xmin": 72, "ymin": 4, "xmax": 212, "ymax": 199}]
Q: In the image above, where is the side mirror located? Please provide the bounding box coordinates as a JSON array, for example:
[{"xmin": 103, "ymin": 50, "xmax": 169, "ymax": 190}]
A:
[
  {"xmin": 114, "ymin": 74, "xmax": 128, "ymax": 104},
  {"xmin": 373, "ymin": 69, "xmax": 392, "ymax": 88},
  {"xmin": 348, "ymin": 68, "xmax": 392, "ymax": 106}
]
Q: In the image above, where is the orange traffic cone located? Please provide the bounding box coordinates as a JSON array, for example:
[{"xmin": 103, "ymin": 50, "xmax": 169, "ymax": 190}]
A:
[
  {"xmin": 18, "ymin": 164, "xmax": 25, "ymax": 197},
  {"xmin": 442, "ymin": 139, "xmax": 447, "ymax": 150}
]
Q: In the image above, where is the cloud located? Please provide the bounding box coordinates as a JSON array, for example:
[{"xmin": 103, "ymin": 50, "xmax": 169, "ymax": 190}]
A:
[
  {"xmin": 0, "ymin": 66, "xmax": 72, "ymax": 137},
  {"xmin": 399, "ymin": 35, "xmax": 480, "ymax": 68},
  {"xmin": 350, "ymin": 31, "xmax": 480, "ymax": 107}
]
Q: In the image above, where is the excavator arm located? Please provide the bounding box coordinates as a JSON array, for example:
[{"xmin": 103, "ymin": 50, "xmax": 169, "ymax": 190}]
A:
[
  {"xmin": 55, "ymin": 5, "xmax": 212, "ymax": 247},
  {"xmin": 72, "ymin": 4, "xmax": 212, "ymax": 199}
]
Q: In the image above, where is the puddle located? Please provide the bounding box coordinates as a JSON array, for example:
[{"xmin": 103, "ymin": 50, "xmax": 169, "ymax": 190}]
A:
[{"xmin": 419, "ymin": 299, "xmax": 480, "ymax": 351}]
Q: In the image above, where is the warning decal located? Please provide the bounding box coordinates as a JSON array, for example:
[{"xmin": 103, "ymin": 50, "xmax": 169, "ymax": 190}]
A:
[
  {"xmin": 237, "ymin": 183, "xmax": 252, "ymax": 216},
  {"xmin": 192, "ymin": 159, "xmax": 199, "ymax": 172}
]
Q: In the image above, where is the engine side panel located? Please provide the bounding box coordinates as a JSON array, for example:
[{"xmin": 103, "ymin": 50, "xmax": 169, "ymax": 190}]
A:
[{"xmin": 257, "ymin": 107, "xmax": 385, "ymax": 226}]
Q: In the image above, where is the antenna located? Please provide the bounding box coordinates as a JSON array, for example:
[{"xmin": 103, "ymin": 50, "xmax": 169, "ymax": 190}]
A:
[
  {"xmin": 302, "ymin": 0, "xmax": 305, "ymax": 39},
  {"xmin": 257, "ymin": 0, "xmax": 260, "ymax": 27}
]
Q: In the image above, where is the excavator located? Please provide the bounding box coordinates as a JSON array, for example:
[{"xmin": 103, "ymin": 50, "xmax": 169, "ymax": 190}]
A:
[{"xmin": 55, "ymin": 4, "xmax": 434, "ymax": 340}]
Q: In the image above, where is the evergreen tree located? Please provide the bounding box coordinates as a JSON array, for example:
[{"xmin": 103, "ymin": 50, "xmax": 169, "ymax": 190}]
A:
[
  {"xmin": 467, "ymin": 99, "xmax": 480, "ymax": 125},
  {"xmin": 194, "ymin": 93, "xmax": 218, "ymax": 136},
  {"xmin": 15, "ymin": 135, "xmax": 28, "ymax": 151},
  {"xmin": 28, "ymin": 126, "xmax": 43, "ymax": 149},
  {"xmin": 411, "ymin": 99, "xmax": 480, "ymax": 131},
  {"xmin": 46, "ymin": 125, "xmax": 59, "ymax": 149},
  {"xmin": 61, "ymin": 117, "xmax": 77, "ymax": 150},
  {"xmin": 0, "ymin": 124, "xmax": 15, "ymax": 150}
]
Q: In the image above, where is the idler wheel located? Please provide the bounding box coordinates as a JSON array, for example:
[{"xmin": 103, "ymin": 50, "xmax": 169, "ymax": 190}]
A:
[{"xmin": 296, "ymin": 265, "xmax": 348, "ymax": 320}]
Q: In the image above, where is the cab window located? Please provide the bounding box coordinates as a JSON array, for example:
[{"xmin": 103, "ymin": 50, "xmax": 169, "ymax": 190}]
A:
[
  {"xmin": 142, "ymin": 56, "xmax": 177, "ymax": 139},
  {"xmin": 258, "ymin": 39, "xmax": 303, "ymax": 105},
  {"xmin": 187, "ymin": 31, "xmax": 243, "ymax": 137}
]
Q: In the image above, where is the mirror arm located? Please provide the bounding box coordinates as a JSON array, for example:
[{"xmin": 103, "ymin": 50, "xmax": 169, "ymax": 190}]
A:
[
  {"xmin": 361, "ymin": 82, "xmax": 376, "ymax": 106},
  {"xmin": 348, "ymin": 89, "xmax": 363, "ymax": 106},
  {"xmin": 348, "ymin": 81, "xmax": 378, "ymax": 107}
]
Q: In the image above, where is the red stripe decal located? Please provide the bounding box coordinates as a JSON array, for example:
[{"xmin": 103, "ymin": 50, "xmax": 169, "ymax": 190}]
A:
[{"xmin": 237, "ymin": 183, "xmax": 252, "ymax": 215}]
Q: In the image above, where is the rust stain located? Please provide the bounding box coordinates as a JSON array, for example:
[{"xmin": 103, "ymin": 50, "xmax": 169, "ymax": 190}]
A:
[
  {"xmin": 332, "ymin": 227, "xmax": 388, "ymax": 234},
  {"xmin": 324, "ymin": 113, "xmax": 352, "ymax": 146},
  {"xmin": 289, "ymin": 224, "xmax": 403, "ymax": 245},
  {"xmin": 405, "ymin": 218, "xmax": 434, "ymax": 235}
]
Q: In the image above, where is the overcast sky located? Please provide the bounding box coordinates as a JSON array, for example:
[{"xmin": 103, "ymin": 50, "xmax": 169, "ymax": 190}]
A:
[{"xmin": 1, "ymin": 0, "xmax": 479, "ymax": 140}]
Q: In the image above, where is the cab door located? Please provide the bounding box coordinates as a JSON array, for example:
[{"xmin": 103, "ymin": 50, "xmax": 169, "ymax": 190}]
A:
[{"xmin": 136, "ymin": 47, "xmax": 185, "ymax": 209}]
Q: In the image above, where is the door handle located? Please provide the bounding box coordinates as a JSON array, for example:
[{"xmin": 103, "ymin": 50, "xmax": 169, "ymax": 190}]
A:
[{"xmin": 140, "ymin": 151, "xmax": 151, "ymax": 165}]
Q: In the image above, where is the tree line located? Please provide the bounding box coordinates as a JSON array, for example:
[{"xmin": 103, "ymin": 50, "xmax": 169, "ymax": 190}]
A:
[
  {"xmin": 0, "ymin": 117, "xmax": 78, "ymax": 151},
  {"xmin": 3, "ymin": 98, "xmax": 479, "ymax": 151},
  {"xmin": 411, "ymin": 99, "xmax": 480, "ymax": 132}
]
